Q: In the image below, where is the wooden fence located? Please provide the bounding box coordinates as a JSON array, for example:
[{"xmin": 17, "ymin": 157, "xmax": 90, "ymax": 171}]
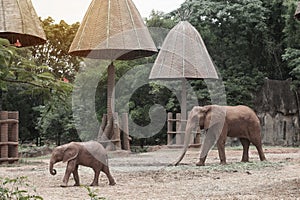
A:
[
  {"xmin": 0, "ymin": 111, "xmax": 19, "ymax": 164},
  {"xmin": 167, "ymin": 112, "xmax": 201, "ymax": 148}
]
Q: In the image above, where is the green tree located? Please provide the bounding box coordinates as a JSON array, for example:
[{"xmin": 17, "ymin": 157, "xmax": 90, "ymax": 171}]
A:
[
  {"xmin": 36, "ymin": 96, "xmax": 79, "ymax": 146},
  {"xmin": 282, "ymin": 0, "xmax": 300, "ymax": 89},
  {"xmin": 0, "ymin": 38, "xmax": 68, "ymax": 95},
  {"xmin": 3, "ymin": 84, "xmax": 43, "ymax": 143},
  {"xmin": 167, "ymin": 0, "xmax": 299, "ymax": 106},
  {"xmin": 0, "ymin": 17, "xmax": 80, "ymax": 145},
  {"xmin": 31, "ymin": 18, "xmax": 81, "ymax": 145},
  {"xmin": 146, "ymin": 10, "xmax": 176, "ymax": 29},
  {"xmin": 0, "ymin": 37, "xmax": 72, "ymax": 144},
  {"xmin": 31, "ymin": 17, "xmax": 81, "ymax": 82}
]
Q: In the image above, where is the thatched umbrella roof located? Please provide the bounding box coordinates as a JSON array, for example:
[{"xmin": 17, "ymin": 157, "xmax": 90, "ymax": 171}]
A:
[
  {"xmin": 69, "ymin": 0, "xmax": 157, "ymax": 145},
  {"xmin": 68, "ymin": 0, "xmax": 157, "ymax": 60},
  {"xmin": 295, "ymin": 1, "xmax": 300, "ymax": 20},
  {"xmin": 149, "ymin": 21, "xmax": 219, "ymax": 122},
  {"xmin": 0, "ymin": 0, "xmax": 46, "ymax": 47},
  {"xmin": 149, "ymin": 21, "xmax": 218, "ymax": 80}
]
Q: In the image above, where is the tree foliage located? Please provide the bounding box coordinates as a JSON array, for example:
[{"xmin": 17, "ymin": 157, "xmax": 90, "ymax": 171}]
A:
[
  {"xmin": 32, "ymin": 18, "xmax": 81, "ymax": 145},
  {"xmin": 1, "ymin": 0, "xmax": 299, "ymax": 146},
  {"xmin": 164, "ymin": 0, "xmax": 300, "ymax": 106},
  {"xmin": 0, "ymin": 18, "xmax": 79, "ymax": 145},
  {"xmin": 31, "ymin": 17, "xmax": 81, "ymax": 82},
  {"xmin": 82, "ymin": 0, "xmax": 300, "ymax": 145},
  {"xmin": 0, "ymin": 37, "xmax": 73, "ymax": 144}
]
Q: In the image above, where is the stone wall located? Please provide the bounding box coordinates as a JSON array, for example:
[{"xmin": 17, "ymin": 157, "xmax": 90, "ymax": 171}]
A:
[
  {"xmin": 258, "ymin": 113, "xmax": 299, "ymax": 146},
  {"xmin": 254, "ymin": 78, "xmax": 300, "ymax": 146}
]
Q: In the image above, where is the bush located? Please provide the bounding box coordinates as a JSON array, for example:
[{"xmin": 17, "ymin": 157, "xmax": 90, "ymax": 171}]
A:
[
  {"xmin": 0, "ymin": 176, "xmax": 43, "ymax": 200},
  {"xmin": 84, "ymin": 186, "xmax": 106, "ymax": 200}
]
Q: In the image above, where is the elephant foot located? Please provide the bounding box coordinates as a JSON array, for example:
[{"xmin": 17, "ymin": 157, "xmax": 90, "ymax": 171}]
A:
[
  {"xmin": 60, "ymin": 183, "xmax": 68, "ymax": 187},
  {"xmin": 109, "ymin": 181, "xmax": 116, "ymax": 186},
  {"xmin": 196, "ymin": 161, "xmax": 205, "ymax": 166},
  {"xmin": 220, "ymin": 161, "xmax": 227, "ymax": 165},
  {"xmin": 241, "ymin": 156, "xmax": 249, "ymax": 162},
  {"xmin": 260, "ymin": 156, "xmax": 267, "ymax": 161},
  {"xmin": 90, "ymin": 182, "xmax": 99, "ymax": 187},
  {"xmin": 74, "ymin": 183, "xmax": 80, "ymax": 186}
]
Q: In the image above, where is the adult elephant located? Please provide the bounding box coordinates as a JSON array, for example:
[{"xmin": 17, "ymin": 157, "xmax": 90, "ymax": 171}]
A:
[
  {"xmin": 174, "ymin": 105, "xmax": 266, "ymax": 166},
  {"xmin": 49, "ymin": 140, "xmax": 116, "ymax": 187}
]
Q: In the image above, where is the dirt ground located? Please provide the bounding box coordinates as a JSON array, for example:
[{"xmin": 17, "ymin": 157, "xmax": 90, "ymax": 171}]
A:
[{"xmin": 0, "ymin": 146, "xmax": 299, "ymax": 200}]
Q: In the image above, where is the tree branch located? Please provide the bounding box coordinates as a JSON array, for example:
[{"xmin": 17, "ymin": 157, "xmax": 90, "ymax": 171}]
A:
[{"xmin": 0, "ymin": 78, "xmax": 50, "ymax": 89}]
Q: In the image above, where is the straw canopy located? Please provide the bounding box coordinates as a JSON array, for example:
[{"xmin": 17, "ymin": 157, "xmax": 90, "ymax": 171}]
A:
[
  {"xmin": 0, "ymin": 0, "xmax": 46, "ymax": 47},
  {"xmin": 149, "ymin": 21, "xmax": 218, "ymax": 80},
  {"xmin": 295, "ymin": 1, "xmax": 300, "ymax": 20},
  {"xmin": 69, "ymin": 0, "xmax": 157, "ymax": 60}
]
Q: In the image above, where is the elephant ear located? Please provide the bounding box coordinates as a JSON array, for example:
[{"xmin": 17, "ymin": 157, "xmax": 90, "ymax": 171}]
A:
[
  {"xmin": 63, "ymin": 143, "xmax": 79, "ymax": 163},
  {"xmin": 199, "ymin": 105, "xmax": 227, "ymax": 159},
  {"xmin": 203, "ymin": 105, "xmax": 226, "ymax": 129}
]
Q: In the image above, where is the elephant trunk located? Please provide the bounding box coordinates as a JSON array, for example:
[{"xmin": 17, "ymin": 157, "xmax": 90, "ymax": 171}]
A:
[
  {"xmin": 49, "ymin": 161, "xmax": 57, "ymax": 175},
  {"xmin": 173, "ymin": 120, "xmax": 194, "ymax": 166}
]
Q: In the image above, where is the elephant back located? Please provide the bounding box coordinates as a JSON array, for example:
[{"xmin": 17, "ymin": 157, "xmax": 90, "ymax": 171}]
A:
[{"xmin": 81, "ymin": 141, "xmax": 108, "ymax": 164}]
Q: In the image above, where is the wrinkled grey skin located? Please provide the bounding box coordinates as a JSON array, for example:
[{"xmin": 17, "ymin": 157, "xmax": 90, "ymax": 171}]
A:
[
  {"xmin": 49, "ymin": 141, "xmax": 116, "ymax": 187},
  {"xmin": 174, "ymin": 105, "xmax": 266, "ymax": 166}
]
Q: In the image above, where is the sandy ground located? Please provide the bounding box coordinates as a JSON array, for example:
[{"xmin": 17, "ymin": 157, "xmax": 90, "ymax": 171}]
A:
[{"xmin": 0, "ymin": 146, "xmax": 299, "ymax": 200}]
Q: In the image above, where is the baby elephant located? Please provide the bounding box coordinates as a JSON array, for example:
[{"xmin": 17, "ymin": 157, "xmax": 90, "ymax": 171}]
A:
[{"xmin": 49, "ymin": 140, "xmax": 116, "ymax": 187}]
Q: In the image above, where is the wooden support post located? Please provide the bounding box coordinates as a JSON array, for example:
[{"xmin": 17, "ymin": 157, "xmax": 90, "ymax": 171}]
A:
[
  {"xmin": 0, "ymin": 111, "xmax": 8, "ymax": 164},
  {"xmin": 121, "ymin": 113, "xmax": 130, "ymax": 151},
  {"xmin": 181, "ymin": 79, "xmax": 187, "ymax": 121},
  {"xmin": 97, "ymin": 114, "xmax": 107, "ymax": 142},
  {"xmin": 113, "ymin": 113, "xmax": 121, "ymax": 150},
  {"xmin": 167, "ymin": 113, "xmax": 173, "ymax": 145},
  {"xmin": 180, "ymin": 119, "xmax": 187, "ymax": 145},
  {"xmin": 8, "ymin": 112, "xmax": 18, "ymax": 162},
  {"xmin": 98, "ymin": 63, "xmax": 118, "ymax": 151},
  {"xmin": 176, "ymin": 113, "xmax": 182, "ymax": 145},
  {"xmin": 104, "ymin": 116, "xmax": 114, "ymax": 139},
  {"xmin": 187, "ymin": 111, "xmax": 194, "ymax": 145},
  {"xmin": 107, "ymin": 63, "xmax": 115, "ymax": 118}
]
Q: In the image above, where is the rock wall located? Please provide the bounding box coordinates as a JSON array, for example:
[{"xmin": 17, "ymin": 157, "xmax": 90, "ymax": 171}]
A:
[
  {"xmin": 258, "ymin": 113, "xmax": 299, "ymax": 146},
  {"xmin": 254, "ymin": 79, "xmax": 300, "ymax": 146}
]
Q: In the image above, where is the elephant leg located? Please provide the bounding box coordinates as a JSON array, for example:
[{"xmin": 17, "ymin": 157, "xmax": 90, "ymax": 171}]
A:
[
  {"xmin": 73, "ymin": 165, "xmax": 80, "ymax": 186},
  {"xmin": 217, "ymin": 136, "xmax": 227, "ymax": 165},
  {"xmin": 196, "ymin": 155, "xmax": 207, "ymax": 166},
  {"xmin": 102, "ymin": 165, "xmax": 116, "ymax": 186},
  {"xmin": 251, "ymin": 139, "xmax": 267, "ymax": 161},
  {"xmin": 197, "ymin": 126, "xmax": 220, "ymax": 166},
  {"xmin": 61, "ymin": 161, "xmax": 76, "ymax": 187},
  {"xmin": 90, "ymin": 168, "xmax": 100, "ymax": 186},
  {"xmin": 240, "ymin": 138, "xmax": 250, "ymax": 162}
]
